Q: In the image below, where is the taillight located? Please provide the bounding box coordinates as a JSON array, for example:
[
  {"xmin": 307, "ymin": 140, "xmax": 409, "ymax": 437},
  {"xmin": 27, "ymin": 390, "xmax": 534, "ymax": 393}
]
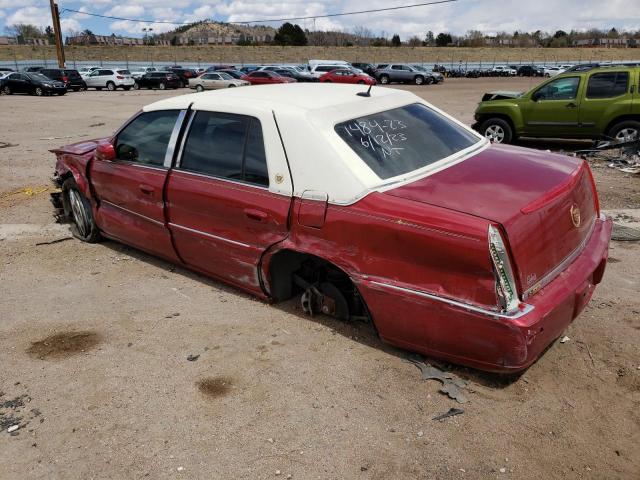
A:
[
  {"xmin": 116, "ymin": 75, "xmax": 124, "ymax": 79},
  {"xmin": 62, "ymin": 76, "xmax": 69, "ymax": 83},
  {"xmin": 488, "ymin": 225, "xmax": 520, "ymax": 314},
  {"xmin": 583, "ymin": 160, "xmax": 601, "ymax": 216}
]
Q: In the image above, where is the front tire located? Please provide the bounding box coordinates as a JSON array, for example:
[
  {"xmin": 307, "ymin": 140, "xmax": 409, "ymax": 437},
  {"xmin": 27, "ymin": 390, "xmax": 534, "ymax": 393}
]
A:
[
  {"xmin": 379, "ymin": 75, "xmax": 390, "ymax": 85},
  {"xmin": 607, "ymin": 120, "xmax": 640, "ymax": 143},
  {"xmin": 62, "ymin": 178, "xmax": 101, "ymax": 243},
  {"xmin": 414, "ymin": 75, "xmax": 424, "ymax": 85},
  {"xmin": 479, "ymin": 118, "xmax": 514, "ymax": 144},
  {"xmin": 35, "ymin": 87, "xmax": 44, "ymax": 96},
  {"xmin": 159, "ymin": 82, "xmax": 166, "ymax": 90},
  {"xmin": 196, "ymin": 84, "xmax": 204, "ymax": 92}
]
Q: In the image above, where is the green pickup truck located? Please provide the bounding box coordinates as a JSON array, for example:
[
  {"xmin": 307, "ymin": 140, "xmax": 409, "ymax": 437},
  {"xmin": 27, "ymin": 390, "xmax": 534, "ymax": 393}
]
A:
[{"xmin": 473, "ymin": 66, "xmax": 639, "ymax": 143}]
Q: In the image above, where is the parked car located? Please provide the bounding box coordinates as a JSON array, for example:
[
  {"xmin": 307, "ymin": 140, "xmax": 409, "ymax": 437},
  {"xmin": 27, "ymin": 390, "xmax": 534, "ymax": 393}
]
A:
[
  {"xmin": 40, "ymin": 68, "xmax": 86, "ymax": 91},
  {"xmin": 308, "ymin": 64, "xmax": 351, "ymax": 79},
  {"xmin": 205, "ymin": 65, "xmax": 237, "ymax": 72},
  {"xmin": 517, "ymin": 65, "xmax": 544, "ymax": 77},
  {"xmin": 491, "ymin": 66, "xmax": 517, "ymax": 76},
  {"xmin": 217, "ymin": 69, "xmax": 245, "ymax": 79},
  {"xmin": 473, "ymin": 66, "xmax": 640, "ymax": 143},
  {"xmin": 49, "ymin": 83, "xmax": 612, "ymax": 373},
  {"xmin": 374, "ymin": 64, "xmax": 433, "ymax": 85},
  {"xmin": 257, "ymin": 65, "xmax": 313, "ymax": 82},
  {"xmin": 23, "ymin": 66, "xmax": 45, "ymax": 73},
  {"xmin": 241, "ymin": 71, "xmax": 296, "ymax": 85},
  {"xmin": 350, "ymin": 63, "xmax": 376, "ymax": 76},
  {"xmin": 411, "ymin": 65, "xmax": 444, "ymax": 84},
  {"xmin": 134, "ymin": 71, "xmax": 181, "ymax": 90},
  {"xmin": 130, "ymin": 67, "xmax": 157, "ymax": 80},
  {"xmin": 189, "ymin": 72, "xmax": 250, "ymax": 91},
  {"xmin": 165, "ymin": 67, "xmax": 198, "ymax": 87},
  {"xmin": 543, "ymin": 66, "xmax": 565, "ymax": 77},
  {"xmin": 78, "ymin": 66, "xmax": 101, "ymax": 79},
  {"xmin": 0, "ymin": 67, "xmax": 13, "ymax": 73},
  {"xmin": 319, "ymin": 69, "xmax": 375, "ymax": 85},
  {"xmin": 84, "ymin": 68, "xmax": 135, "ymax": 91},
  {"xmin": 2, "ymin": 72, "xmax": 66, "ymax": 96}
]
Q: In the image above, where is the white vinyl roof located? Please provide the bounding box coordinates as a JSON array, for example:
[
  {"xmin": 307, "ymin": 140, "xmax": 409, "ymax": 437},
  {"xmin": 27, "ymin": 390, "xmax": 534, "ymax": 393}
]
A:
[{"xmin": 144, "ymin": 84, "xmax": 486, "ymax": 205}]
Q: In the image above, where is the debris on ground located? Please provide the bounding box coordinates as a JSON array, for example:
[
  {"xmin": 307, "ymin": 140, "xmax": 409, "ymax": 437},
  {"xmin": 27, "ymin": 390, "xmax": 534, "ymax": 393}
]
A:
[
  {"xmin": 432, "ymin": 408, "xmax": 465, "ymax": 421},
  {"xmin": 0, "ymin": 142, "xmax": 18, "ymax": 149},
  {"xmin": 406, "ymin": 358, "xmax": 469, "ymax": 404},
  {"xmin": 35, "ymin": 237, "xmax": 73, "ymax": 246},
  {"xmin": 611, "ymin": 223, "xmax": 640, "ymax": 241},
  {"xmin": 560, "ymin": 336, "xmax": 571, "ymax": 344},
  {"xmin": 7, "ymin": 425, "xmax": 19, "ymax": 433},
  {"xmin": 186, "ymin": 354, "xmax": 200, "ymax": 362},
  {"xmin": 575, "ymin": 139, "xmax": 640, "ymax": 174}
]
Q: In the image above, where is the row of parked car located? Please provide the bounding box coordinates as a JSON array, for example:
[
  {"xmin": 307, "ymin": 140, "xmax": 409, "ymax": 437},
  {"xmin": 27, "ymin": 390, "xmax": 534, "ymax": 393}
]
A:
[{"xmin": 0, "ymin": 60, "xmax": 449, "ymax": 95}]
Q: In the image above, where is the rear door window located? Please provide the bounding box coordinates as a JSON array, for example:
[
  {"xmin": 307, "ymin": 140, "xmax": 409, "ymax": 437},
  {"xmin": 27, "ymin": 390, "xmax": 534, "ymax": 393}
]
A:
[
  {"xmin": 586, "ymin": 72, "xmax": 629, "ymax": 98},
  {"xmin": 114, "ymin": 110, "xmax": 181, "ymax": 166},
  {"xmin": 335, "ymin": 103, "xmax": 479, "ymax": 180},
  {"xmin": 180, "ymin": 112, "xmax": 269, "ymax": 187}
]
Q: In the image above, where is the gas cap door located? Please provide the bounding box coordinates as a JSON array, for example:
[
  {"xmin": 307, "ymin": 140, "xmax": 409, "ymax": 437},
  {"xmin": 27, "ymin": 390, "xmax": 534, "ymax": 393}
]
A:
[{"xmin": 297, "ymin": 190, "xmax": 328, "ymax": 228}]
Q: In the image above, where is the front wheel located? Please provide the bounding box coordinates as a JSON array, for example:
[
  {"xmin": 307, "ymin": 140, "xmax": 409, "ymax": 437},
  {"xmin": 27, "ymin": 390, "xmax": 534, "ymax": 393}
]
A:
[
  {"xmin": 414, "ymin": 75, "xmax": 424, "ymax": 85},
  {"xmin": 357, "ymin": 80, "xmax": 365, "ymax": 84},
  {"xmin": 159, "ymin": 82, "xmax": 166, "ymax": 90},
  {"xmin": 607, "ymin": 120, "xmax": 640, "ymax": 143},
  {"xmin": 379, "ymin": 75, "xmax": 389, "ymax": 85},
  {"xmin": 479, "ymin": 118, "xmax": 514, "ymax": 144},
  {"xmin": 35, "ymin": 87, "xmax": 43, "ymax": 96},
  {"xmin": 228, "ymin": 84, "xmax": 236, "ymax": 88},
  {"xmin": 106, "ymin": 81, "xmax": 116, "ymax": 91},
  {"xmin": 62, "ymin": 178, "xmax": 101, "ymax": 243},
  {"xmin": 196, "ymin": 84, "xmax": 204, "ymax": 92}
]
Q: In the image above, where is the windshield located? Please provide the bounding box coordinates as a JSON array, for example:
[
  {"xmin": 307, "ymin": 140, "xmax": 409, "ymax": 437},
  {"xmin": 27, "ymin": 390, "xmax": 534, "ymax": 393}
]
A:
[
  {"xmin": 27, "ymin": 73, "xmax": 50, "ymax": 81},
  {"xmin": 335, "ymin": 103, "xmax": 480, "ymax": 180}
]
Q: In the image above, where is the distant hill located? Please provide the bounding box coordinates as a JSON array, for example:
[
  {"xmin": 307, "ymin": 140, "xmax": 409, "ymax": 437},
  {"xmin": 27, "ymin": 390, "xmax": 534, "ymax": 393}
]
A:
[{"xmin": 156, "ymin": 21, "xmax": 277, "ymax": 45}]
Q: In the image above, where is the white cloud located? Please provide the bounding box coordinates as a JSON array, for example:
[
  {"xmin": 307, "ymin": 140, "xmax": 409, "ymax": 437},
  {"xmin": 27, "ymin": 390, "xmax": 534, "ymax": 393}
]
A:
[
  {"xmin": 105, "ymin": 5, "xmax": 145, "ymax": 18},
  {"xmin": 109, "ymin": 19, "xmax": 175, "ymax": 35},
  {"xmin": 61, "ymin": 18, "xmax": 82, "ymax": 33},
  {"xmin": 5, "ymin": 7, "xmax": 50, "ymax": 28}
]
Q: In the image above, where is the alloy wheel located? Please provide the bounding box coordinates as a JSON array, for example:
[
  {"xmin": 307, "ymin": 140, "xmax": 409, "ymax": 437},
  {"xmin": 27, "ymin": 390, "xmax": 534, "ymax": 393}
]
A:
[
  {"xmin": 196, "ymin": 85, "xmax": 204, "ymax": 92},
  {"xmin": 615, "ymin": 128, "xmax": 638, "ymax": 143},
  {"xmin": 35, "ymin": 87, "xmax": 43, "ymax": 96},
  {"xmin": 484, "ymin": 125, "xmax": 505, "ymax": 143},
  {"xmin": 68, "ymin": 189, "xmax": 90, "ymax": 238}
]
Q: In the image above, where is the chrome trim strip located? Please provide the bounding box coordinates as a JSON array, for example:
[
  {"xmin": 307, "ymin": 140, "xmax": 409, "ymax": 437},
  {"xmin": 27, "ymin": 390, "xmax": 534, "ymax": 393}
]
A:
[
  {"xmin": 168, "ymin": 222, "xmax": 252, "ymax": 249},
  {"xmin": 102, "ymin": 200, "xmax": 165, "ymax": 227},
  {"xmin": 523, "ymin": 217, "xmax": 597, "ymax": 300},
  {"xmin": 164, "ymin": 110, "xmax": 187, "ymax": 168},
  {"xmin": 172, "ymin": 168, "xmax": 271, "ymax": 192},
  {"xmin": 174, "ymin": 111, "xmax": 195, "ymax": 169},
  {"xmin": 369, "ymin": 281, "xmax": 534, "ymax": 320}
]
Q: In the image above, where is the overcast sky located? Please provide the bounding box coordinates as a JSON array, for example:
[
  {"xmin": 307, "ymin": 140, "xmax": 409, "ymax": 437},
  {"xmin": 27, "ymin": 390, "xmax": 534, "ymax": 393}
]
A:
[{"xmin": 1, "ymin": 1, "xmax": 640, "ymax": 39}]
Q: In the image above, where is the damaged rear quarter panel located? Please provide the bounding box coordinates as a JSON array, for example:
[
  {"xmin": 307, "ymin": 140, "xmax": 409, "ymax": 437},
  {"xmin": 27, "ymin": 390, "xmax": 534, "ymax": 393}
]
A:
[{"xmin": 279, "ymin": 192, "xmax": 496, "ymax": 349}]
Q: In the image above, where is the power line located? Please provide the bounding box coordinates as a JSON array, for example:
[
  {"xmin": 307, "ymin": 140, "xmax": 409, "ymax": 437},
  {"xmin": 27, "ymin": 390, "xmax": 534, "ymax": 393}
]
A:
[{"xmin": 60, "ymin": 0, "xmax": 458, "ymax": 26}]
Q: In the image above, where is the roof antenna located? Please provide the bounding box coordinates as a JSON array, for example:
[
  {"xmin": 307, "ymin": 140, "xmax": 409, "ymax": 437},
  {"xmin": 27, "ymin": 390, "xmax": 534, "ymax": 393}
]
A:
[{"xmin": 357, "ymin": 84, "xmax": 373, "ymax": 97}]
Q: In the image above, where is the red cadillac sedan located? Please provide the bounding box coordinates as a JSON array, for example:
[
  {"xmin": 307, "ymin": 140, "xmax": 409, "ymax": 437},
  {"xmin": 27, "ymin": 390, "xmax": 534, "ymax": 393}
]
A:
[
  {"xmin": 319, "ymin": 68, "xmax": 376, "ymax": 85},
  {"xmin": 50, "ymin": 84, "xmax": 611, "ymax": 373},
  {"xmin": 240, "ymin": 71, "xmax": 296, "ymax": 85}
]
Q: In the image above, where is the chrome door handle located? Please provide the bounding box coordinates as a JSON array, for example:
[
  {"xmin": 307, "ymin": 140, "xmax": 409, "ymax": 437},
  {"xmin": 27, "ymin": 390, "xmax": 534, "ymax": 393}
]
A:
[{"xmin": 566, "ymin": 102, "xmax": 577, "ymax": 109}]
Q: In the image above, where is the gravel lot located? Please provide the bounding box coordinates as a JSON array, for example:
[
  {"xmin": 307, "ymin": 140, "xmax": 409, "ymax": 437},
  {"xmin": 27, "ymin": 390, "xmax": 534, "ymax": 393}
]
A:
[{"xmin": 1, "ymin": 78, "xmax": 638, "ymax": 479}]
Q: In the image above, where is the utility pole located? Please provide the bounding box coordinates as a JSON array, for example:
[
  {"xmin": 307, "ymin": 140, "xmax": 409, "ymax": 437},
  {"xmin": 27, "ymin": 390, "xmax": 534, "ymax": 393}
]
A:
[{"xmin": 49, "ymin": 0, "xmax": 65, "ymax": 68}]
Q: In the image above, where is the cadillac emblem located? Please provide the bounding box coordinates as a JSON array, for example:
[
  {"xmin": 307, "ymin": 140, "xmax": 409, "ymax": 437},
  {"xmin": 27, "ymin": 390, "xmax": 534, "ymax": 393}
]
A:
[{"xmin": 570, "ymin": 204, "xmax": 581, "ymax": 228}]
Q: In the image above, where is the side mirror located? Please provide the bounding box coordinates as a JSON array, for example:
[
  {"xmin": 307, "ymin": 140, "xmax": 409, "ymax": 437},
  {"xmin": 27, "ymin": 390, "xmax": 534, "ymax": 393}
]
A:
[
  {"xmin": 95, "ymin": 143, "xmax": 116, "ymax": 161},
  {"xmin": 531, "ymin": 91, "xmax": 542, "ymax": 102}
]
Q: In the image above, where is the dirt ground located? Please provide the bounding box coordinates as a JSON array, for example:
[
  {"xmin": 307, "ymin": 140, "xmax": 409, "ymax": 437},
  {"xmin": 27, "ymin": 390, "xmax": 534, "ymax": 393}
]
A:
[{"xmin": 0, "ymin": 78, "xmax": 638, "ymax": 480}]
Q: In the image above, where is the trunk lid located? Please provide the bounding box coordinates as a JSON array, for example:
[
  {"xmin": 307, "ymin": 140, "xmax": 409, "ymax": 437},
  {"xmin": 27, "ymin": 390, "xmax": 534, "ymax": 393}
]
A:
[{"xmin": 384, "ymin": 144, "xmax": 597, "ymax": 295}]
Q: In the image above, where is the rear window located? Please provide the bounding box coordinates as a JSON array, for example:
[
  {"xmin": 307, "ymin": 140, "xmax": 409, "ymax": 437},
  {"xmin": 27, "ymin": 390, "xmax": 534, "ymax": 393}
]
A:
[
  {"xmin": 586, "ymin": 72, "xmax": 629, "ymax": 98},
  {"xmin": 117, "ymin": 70, "xmax": 130, "ymax": 75},
  {"xmin": 335, "ymin": 103, "xmax": 479, "ymax": 180}
]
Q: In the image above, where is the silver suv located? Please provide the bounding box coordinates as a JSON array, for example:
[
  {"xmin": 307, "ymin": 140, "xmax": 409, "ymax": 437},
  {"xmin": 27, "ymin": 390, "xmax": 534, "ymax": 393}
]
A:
[{"xmin": 375, "ymin": 64, "xmax": 433, "ymax": 85}]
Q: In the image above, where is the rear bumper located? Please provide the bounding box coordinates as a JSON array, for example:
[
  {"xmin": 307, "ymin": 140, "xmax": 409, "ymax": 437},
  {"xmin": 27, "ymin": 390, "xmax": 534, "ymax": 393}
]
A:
[{"xmin": 357, "ymin": 215, "xmax": 612, "ymax": 373}]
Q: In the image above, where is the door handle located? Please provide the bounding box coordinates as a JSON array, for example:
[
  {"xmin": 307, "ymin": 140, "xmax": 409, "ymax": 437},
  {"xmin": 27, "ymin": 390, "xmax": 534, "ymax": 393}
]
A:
[
  {"xmin": 139, "ymin": 184, "xmax": 154, "ymax": 195},
  {"xmin": 566, "ymin": 102, "xmax": 578, "ymax": 109},
  {"xmin": 244, "ymin": 208, "xmax": 268, "ymax": 222}
]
